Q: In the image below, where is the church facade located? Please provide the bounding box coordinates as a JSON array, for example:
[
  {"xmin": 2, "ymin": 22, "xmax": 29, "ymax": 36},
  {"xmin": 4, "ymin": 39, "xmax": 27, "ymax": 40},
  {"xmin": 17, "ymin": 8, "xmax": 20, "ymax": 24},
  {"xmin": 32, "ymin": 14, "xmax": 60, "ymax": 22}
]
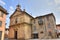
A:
[{"xmin": 9, "ymin": 4, "xmax": 57, "ymax": 40}]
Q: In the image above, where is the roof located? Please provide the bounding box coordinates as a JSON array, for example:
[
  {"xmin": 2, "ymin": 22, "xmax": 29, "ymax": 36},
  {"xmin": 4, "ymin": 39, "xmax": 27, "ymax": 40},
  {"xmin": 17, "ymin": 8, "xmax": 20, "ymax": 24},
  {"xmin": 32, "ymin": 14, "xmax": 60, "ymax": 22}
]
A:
[
  {"xmin": 10, "ymin": 8, "xmax": 22, "ymax": 18},
  {"xmin": 0, "ymin": 5, "xmax": 8, "ymax": 15},
  {"xmin": 22, "ymin": 11, "xmax": 34, "ymax": 18},
  {"xmin": 35, "ymin": 13, "xmax": 56, "ymax": 20},
  {"xmin": 10, "ymin": 5, "xmax": 56, "ymax": 20},
  {"xmin": 10, "ymin": 5, "xmax": 34, "ymax": 18}
]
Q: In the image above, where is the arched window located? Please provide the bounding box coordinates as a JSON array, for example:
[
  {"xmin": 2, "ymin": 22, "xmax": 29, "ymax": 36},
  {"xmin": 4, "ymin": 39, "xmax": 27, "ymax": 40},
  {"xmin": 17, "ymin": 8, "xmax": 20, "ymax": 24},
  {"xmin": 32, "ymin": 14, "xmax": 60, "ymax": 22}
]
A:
[{"xmin": 15, "ymin": 18, "xmax": 18, "ymax": 23}]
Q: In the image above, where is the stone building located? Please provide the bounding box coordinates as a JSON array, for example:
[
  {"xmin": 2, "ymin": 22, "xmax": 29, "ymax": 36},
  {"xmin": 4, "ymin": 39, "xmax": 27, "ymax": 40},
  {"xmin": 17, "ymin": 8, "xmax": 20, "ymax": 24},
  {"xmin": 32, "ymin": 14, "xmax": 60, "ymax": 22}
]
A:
[
  {"xmin": 56, "ymin": 24, "xmax": 60, "ymax": 38},
  {"xmin": 9, "ymin": 4, "xmax": 33, "ymax": 40},
  {"xmin": 0, "ymin": 6, "xmax": 8, "ymax": 40},
  {"xmin": 9, "ymin": 4, "xmax": 56, "ymax": 40},
  {"xmin": 31, "ymin": 14, "xmax": 56, "ymax": 39}
]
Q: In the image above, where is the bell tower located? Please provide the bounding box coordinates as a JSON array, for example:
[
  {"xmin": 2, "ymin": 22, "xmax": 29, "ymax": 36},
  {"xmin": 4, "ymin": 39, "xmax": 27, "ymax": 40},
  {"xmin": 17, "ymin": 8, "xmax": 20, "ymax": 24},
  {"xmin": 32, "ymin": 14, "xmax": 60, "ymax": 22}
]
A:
[{"xmin": 16, "ymin": 4, "xmax": 21, "ymax": 11}]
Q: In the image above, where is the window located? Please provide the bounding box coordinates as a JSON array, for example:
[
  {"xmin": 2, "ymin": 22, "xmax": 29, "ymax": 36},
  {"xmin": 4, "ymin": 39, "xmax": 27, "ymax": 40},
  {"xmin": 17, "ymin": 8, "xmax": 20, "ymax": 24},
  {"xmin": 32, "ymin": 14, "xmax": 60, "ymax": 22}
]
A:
[
  {"xmin": 46, "ymin": 16, "xmax": 49, "ymax": 21},
  {"xmin": 15, "ymin": 18, "xmax": 18, "ymax": 23},
  {"xmin": 0, "ymin": 31, "xmax": 2, "ymax": 40},
  {"xmin": 38, "ymin": 18, "xmax": 43, "ymax": 25},
  {"xmin": 48, "ymin": 23, "xmax": 51, "ymax": 28},
  {"xmin": 33, "ymin": 26, "xmax": 36, "ymax": 31},
  {"xmin": 34, "ymin": 20, "xmax": 35, "ymax": 24},
  {"xmin": 0, "ymin": 21, "xmax": 2, "ymax": 26},
  {"xmin": 40, "ymin": 31, "xmax": 43, "ymax": 34},
  {"xmin": 48, "ymin": 32, "xmax": 52, "ymax": 36},
  {"xmin": 0, "ymin": 11, "xmax": 3, "ymax": 17},
  {"xmin": 1, "ymin": 12, "xmax": 3, "ymax": 17},
  {"xmin": 32, "ymin": 33, "xmax": 38, "ymax": 39},
  {"xmin": 44, "ymin": 26, "xmax": 46, "ymax": 31}
]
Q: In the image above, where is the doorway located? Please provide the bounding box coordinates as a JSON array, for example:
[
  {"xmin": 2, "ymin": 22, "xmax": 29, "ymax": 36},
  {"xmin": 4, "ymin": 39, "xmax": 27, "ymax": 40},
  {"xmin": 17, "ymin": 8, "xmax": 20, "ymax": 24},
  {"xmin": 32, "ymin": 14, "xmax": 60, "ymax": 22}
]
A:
[
  {"xmin": 32, "ymin": 33, "xmax": 38, "ymax": 39},
  {"xmin": 14, "ymin": 31, "xmax": 17, "ymax": 39}
]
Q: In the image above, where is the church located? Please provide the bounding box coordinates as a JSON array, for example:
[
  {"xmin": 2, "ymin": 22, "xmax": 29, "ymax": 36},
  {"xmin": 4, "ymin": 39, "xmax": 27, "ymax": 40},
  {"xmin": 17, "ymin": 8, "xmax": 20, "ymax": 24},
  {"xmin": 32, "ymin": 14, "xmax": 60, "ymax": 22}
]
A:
[{"xmin": 8, "ymin": 4, "xmax": 57, "ymax": 40}]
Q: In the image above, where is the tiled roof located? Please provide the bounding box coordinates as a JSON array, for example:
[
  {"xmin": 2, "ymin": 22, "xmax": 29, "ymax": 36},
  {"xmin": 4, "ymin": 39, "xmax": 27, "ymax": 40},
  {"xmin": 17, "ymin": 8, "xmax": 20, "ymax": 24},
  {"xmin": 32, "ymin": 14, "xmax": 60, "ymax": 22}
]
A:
[{"xmin": 35, "ymin": 13, "xmax": 56, "ymax": 21}]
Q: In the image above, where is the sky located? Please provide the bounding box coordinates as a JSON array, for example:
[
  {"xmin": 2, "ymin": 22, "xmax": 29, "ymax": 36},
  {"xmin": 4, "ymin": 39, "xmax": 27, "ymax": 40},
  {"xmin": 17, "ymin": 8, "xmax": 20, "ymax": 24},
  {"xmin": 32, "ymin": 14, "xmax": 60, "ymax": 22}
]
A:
[{"xmin": 0, "ymin": 0, "xmax": 60, "ymax": 28}]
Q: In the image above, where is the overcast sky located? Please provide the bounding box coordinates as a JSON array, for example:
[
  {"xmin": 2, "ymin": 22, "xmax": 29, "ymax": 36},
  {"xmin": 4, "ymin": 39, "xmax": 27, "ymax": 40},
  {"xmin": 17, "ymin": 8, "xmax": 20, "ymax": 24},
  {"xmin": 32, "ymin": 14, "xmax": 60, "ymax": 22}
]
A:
[{"xmin": 0, "ymin": 0, "xmax": 60, "ymax": 28}]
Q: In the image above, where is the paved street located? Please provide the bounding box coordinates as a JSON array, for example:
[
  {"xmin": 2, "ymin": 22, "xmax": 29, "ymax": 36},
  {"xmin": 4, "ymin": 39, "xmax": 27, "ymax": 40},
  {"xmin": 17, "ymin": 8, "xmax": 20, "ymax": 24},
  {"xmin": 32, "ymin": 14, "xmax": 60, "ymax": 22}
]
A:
[
  {"xmin": 4, "ymin": 38, "xmax": 8, "ymax": 40},
  {"xmin": 4, "ymin": 38, "xmax": 17, "ymax": 40},
  {"xmin": 4, "ymin": 38, "xmax": 60, "ymax": 40}
]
